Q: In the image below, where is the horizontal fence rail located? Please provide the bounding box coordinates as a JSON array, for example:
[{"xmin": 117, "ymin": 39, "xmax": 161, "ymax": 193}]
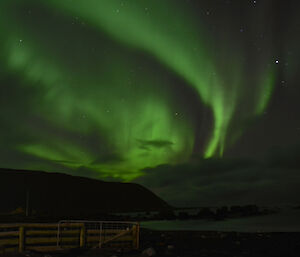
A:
[{"xmin": 0, "ymin": 221, "xmax": 139, "ymax": 254}]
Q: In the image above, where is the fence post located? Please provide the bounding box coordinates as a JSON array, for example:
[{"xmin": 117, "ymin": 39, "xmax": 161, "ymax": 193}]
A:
[
  {"xmin": 79, "ymin": 224, "xmax": 86, "ymax": 248},
  {"xmin": 136, "ymin": 223, "xmax": 140, "ymax": 249},
  {"xmin": 19, "ymin": 226, "xmax": 25, "ymax": 253},
  {"xmin": 132, "ymin": 225, "xmax": 137, "ymax": 249},
  {"xmin": 99, "ymin": 222, "xmax": 102, "ymax": 248}
]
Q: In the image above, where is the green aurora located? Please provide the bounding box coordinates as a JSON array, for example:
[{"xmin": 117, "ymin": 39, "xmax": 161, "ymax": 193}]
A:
[{"xmin": 0, "ymin": 0, "xmax": 278, "ymax": 180}]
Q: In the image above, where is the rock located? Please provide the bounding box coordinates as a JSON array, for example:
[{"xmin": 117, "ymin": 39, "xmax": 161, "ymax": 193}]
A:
[
  {"xmin": 23, "ymin": 250, "xmax": 33, "ymax": 257},
  {"xmin": 220, "ymin": 233, "xmax": 226, "ymax": 238},
  {"xmin": 142, "ymin": 247, "xmax": 156, "ymax": 256},
  {"xmin": 165, "ymin": 245, "xmax": 175, "ymax": 256}
]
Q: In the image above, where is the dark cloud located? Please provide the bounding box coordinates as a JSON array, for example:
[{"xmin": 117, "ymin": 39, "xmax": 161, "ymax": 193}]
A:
[
  {"xmin": 134, "ymin": 147, "xmax": 300, "ymax": 207},
  {"xmin": 137, "ymin": 139, "xmax": 173, "ymax": 150}
]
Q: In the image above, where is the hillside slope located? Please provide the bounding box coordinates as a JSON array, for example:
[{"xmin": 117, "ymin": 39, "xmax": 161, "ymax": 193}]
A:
[{"xmin": 0, "ymin": 168, "xmax": 170, "ymax": 215}]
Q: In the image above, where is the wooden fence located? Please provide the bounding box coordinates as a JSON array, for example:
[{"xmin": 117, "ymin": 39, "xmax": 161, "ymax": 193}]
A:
[{"xmin": 0, "ymin": 221, "xmax": 139, "ymax": 254}]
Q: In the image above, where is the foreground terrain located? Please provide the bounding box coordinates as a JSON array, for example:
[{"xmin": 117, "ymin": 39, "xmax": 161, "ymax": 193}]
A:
[{"xmin": 1, "ymin": 229, "xmax": 300, "ymax": 257}]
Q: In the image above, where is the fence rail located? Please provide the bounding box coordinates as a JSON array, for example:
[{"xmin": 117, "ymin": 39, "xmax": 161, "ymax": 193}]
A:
[{"xmin": 0, "ymin": 221, "xmax": 139, "ymax": 254}]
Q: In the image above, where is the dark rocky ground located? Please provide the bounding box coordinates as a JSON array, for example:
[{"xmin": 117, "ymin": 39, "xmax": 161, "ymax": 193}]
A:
[{"xmin": 1, "ymin": 229, "xmax": 300, "ymax": 257}]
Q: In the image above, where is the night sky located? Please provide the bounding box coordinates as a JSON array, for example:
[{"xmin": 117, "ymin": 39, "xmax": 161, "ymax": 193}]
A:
[{"xmin": 1, "ymin": 0, "xmax": 300, "ymax": 206}]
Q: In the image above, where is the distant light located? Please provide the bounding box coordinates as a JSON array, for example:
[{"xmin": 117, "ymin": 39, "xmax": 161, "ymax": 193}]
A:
[{"xmin": 275, "ymin": 60, "xmax": 279, "ymax": 64}]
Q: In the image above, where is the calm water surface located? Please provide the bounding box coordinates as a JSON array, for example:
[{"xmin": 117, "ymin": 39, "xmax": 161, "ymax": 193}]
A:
[{"xmin": 141, "ymin": 208, "xmax": 300, "ymax": 232}]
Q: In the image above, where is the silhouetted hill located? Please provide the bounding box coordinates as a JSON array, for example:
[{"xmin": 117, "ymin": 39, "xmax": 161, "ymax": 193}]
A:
[{"xmin": 0, "ymin": 168, "xmax": 170, "ymax": 216}]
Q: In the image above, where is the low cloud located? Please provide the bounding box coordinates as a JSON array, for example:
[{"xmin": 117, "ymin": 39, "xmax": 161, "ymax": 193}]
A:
[{"xmin": 134, "ymin": 148, "xmax": 300, "ymax": 207}]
